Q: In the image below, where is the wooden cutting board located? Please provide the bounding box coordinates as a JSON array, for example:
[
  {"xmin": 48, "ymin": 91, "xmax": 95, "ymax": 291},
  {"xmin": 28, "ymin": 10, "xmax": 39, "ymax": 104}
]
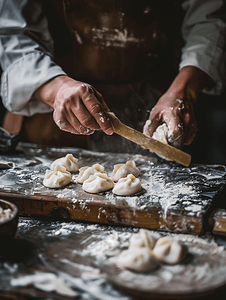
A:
[{"xmin": 0, "ymin": 143, "xmax": 226, "ymax": 235}]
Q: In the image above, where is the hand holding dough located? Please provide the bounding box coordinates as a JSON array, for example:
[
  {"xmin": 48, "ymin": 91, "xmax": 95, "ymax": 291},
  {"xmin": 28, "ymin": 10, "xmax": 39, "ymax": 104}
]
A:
[
  {"xmin": 112, "ymin": 174, "xmax": 142, "ymax": 196},
  {"xmin": 77, "ymin": 164, "xmax": 106, "ymax": 184},
  {"xmin": 82, "ymin": 172, "xmax": 114, "ymax": 193},
  {"xmin": 50, "ymin": 154, "xmax": 80, "ymax": 172},
  {"xmin": 43, "ymin": 165, "xmax": 72, "ymax": 188},
  {"xmin": 152, "ymin": 236, "xmax": 187, "ymax": 264},
  {"xmin": 111, "ymin": 161, "xmax": 140, "ymax": 182},
  {"xmin": 115, "ymin": 248, "xmax": 159, "ymax": 272}
]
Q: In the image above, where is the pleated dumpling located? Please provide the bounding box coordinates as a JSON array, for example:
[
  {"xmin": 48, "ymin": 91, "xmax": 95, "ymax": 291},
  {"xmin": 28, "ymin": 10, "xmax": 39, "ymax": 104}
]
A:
[
  {"xmin": 43, "ymin": 165, "xmax": 72, "ymax": 188},
  {"xmin": 129, "ymin": 229, "xmax": 158, "ymax": 250},
  {"xmin": 50, "ymin": 154, "xmax": 80, "ymax": 172},
  {"xmin": 82, "ymin": 172, "xmax": 114, "ymax": 193},
  {"xmin": 111, "ymin": 160, "xmax": 140, "ymax": 182},
  {"xmin": 112, "ymin": 174, "xmax": 142, "ymax": 196},
  {"xmin": 115, "ymin": 247, "xmax": 158, "ymax": 272},
  {"xmin": 77, "ymin": 164, "xmax": 106, "ymax": 184},
  {"xmin": 152, "ymin": 236, "xmax": 188, "ymax": 264}
]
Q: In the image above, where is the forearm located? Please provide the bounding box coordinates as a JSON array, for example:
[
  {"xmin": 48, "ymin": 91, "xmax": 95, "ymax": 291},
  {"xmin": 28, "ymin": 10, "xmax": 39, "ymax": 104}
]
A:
[
  {"xmin": 167, "ymin": 66, "xmax": 207, "ymax": 103},
  {"xmin": 0, "ymin": 0, "xmax": 66, "ymax": 116},
  {"xmin": 180, "ymin": 0, "xmax": 226, "ymax": 95},
  {"xmin": 33, "ymin": 75, "xmax": 68, "ymax": 109}
]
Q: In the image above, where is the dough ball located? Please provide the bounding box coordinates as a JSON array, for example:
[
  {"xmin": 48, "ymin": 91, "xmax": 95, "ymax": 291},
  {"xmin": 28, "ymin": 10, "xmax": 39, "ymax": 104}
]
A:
[
  {"xmin": 115, "ymin": 248, "xmax": 159, "ymax": 272},
  {"xmin": 111, "ymin": 161, "xmax": 140, "ymax": 182},
  {"xmin": 143, "ymin": 121, "xmax": 168, "ymax": 144},
  {"xmin": 43, "ymin": 165, "xmax": 72, "ymax": 188},
  {"xmin": 77, "ymin": 164, "xmax": 107, "ymax": 184},
  {"xmin": 143, "ymin": 122, "xmax": 171, "ymax": 161},
  {"xmin": 129, "ymin": 229, "xmax": 158, "ymax": 250},
  {"xmin": 112, "ymin": 174, "xmax": 142, "ymax": 196},
  {"xmin": 152, "ymin": 123, "xmax": 169, "ymax": 144},
  {"xmin": 82, "ymin": 172, "xmax": 114, "ymax": 194},
  {"xmin": 51, "ymin": 154, "xmax": 80, "ymax": 172},
  {"xmin": 152, "ymin": 236, "xmax": 188, "ymax": 264}
]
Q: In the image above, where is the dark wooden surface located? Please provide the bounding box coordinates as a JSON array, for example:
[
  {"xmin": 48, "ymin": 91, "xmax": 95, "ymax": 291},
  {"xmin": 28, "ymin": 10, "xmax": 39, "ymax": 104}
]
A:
[
  {"xmin": 1, "ymin": 143, "xmax": 226, "ymax": 235},
  {"xmin": 1, "ymin": 143, "xmax": 226, "ymax": 299},
  {"xmin": 1, "ymin": 216, "xmax": 226, "ymax": 300}
]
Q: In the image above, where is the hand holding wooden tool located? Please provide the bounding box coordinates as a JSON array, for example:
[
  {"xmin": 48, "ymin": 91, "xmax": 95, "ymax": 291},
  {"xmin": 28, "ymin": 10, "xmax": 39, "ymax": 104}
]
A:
[{"xmin": 108, "ymin": 112, "xmax": 191, "ymax": 167}]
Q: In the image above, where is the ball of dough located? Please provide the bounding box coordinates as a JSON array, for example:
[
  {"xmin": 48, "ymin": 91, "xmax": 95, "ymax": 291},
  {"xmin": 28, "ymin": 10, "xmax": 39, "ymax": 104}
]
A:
[
  {"xmin": 152, "ymin": 123, "xmax": 169, "ymax": 145},
  {"xmin": 152, "ymin": 236, "xmax": 188, "ymax": 264},
  {"xmin": 112, "ymin": 174, "xmax": 142, "ymax": 196},
  {"xmin": 50, "ymin": 154, "xmax": 80, "ymax": 172},
  {"xmin": 143, "ymin": 122, "xmax": 171, "ymax": 161},
  {"xmin": 82, "ymin": 172, "xmax": 114, "ymax": 193},
  {"xmin": 115, "ymin": 248, "xmax": 159, "ymax": 272},
  {"xmin": 111, "ymin": 161, "xmax": 140, "ymax": 182},
  {"xmin": 43, "ymin": 165, "xmax": 72, "ymax": 188},
  {"xmin": 129, "ymin": 229, "xmax": 158, "ymax": 250},
  {"xmin": 77, "ymin": 164, "xmax": 106, "ymax": 184}
]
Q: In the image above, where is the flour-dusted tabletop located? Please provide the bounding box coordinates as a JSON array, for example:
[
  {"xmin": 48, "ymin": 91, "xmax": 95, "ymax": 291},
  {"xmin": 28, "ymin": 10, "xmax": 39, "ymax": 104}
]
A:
[
  {"xmin": 1, "ymin": 216, "xmax": 226, "ymax": 300},
  {"xmin": 0, "ymin": 143, "xmax": 226, "ymax": 234}
]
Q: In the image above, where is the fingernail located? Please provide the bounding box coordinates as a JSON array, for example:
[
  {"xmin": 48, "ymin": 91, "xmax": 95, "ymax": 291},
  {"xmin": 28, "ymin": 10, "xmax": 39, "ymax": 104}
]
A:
[{"xmin": 105, "ymin": 128, "xmax": 114, "ymax": 135}]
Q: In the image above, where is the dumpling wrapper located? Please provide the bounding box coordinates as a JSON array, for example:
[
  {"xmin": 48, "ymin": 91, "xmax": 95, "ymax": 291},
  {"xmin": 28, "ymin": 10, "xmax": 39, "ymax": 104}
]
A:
[
  {"xmin": 50, "ymin": 154, "xmax": 80, "ymax": 172},
  {"xmin": 152, "ymin": 236, "xmax": 188, "ymax": 264},
  {"xmin": 43, "ymin": 165, "xmax": 72, "ymax": 188},
  {"xmin": 115, "ymin": 247, "xmax": 159, "ymax": 272},
  {"xmin": 82, "ymin": 172, "xmax": 114, "ymax": 193},
  {"xmin": 111, "ymin": 160, "xmax": 140, "ymax": 182},
  {"xmin": 112, "ymin": 174, "xmax": 142, "ymax": 196},
  {"xmin": 129, "ymin": 229, "xmax": 159, "ymax": 250},
  {"xmin": 77, "ymin": 164, "xmax": 107, "ymax": 184}
]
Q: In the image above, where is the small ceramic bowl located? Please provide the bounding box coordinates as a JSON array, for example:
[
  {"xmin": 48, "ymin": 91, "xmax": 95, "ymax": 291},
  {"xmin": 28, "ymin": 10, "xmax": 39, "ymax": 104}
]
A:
[{"xmin": 0, "ymin": 199, "xmax": 19, "ymax": 243}]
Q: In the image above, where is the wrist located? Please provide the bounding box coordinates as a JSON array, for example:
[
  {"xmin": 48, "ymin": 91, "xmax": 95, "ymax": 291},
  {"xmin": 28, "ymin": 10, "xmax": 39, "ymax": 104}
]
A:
[
  {"xmin": 33, "ymin": 75, "xmax": 69, "ymax": 108},
  {"xmin": 167, "ymin": 66, "xmax": 206, "ymax": 104}
]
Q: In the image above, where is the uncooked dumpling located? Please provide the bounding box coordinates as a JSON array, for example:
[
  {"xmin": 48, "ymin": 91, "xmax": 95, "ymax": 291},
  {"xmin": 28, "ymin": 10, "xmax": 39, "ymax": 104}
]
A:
[
  {"xmin": 111, "ymin": 161, "xmax": 140, "ymax": 182},
  {"xmin": 82, "ymin": 172, "xmax": 114, "ymax": 193},
  {"xmin": 112, "ymin": 174, "xmax": 142, "ymax": 196},
  {"xmin": 50, "ymin": 154, "xmax": 80, "ymax": 172},
  {"xmin": 43, "ymin": 165, "xmax": 72, "ymax": 188},
  {"xmin": 77, "ymin": 164, "xmax": 106, "ymax": 184},
  {"xmin": 129, "ymin": 229, "xmax": 158, "ymax": 250},
  {"xmin": 152, "ymin": 236, "xmax": 187, "ymax": 264},
  {"xmin": 115, "ymin": 248, "xmax": 159, "ymax": 272}
]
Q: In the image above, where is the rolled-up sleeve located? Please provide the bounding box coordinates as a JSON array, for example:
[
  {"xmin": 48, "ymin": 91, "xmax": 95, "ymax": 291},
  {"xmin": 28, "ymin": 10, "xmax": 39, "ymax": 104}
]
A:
[
  {"xmin": 0, "ymin": 0, "xmax": 66, "ymax": 116},
  {"xmin": 180, "ymin": 0, "xmax": 226, "ymax": 95}
]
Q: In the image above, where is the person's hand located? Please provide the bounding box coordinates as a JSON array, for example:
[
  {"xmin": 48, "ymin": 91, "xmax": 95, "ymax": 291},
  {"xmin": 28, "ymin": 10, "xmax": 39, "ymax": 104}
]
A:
[
  {"xmin": 145, "ymin": 66, "xmax": 207, "ymax": 147},
  {"xmin": 34, "ymin": 75, "xmax": 114, "ymax": 135}
]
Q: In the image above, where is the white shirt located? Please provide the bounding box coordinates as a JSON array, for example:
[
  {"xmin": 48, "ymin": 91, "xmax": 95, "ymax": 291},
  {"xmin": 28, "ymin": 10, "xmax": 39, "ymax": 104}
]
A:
[{"xmin": 0, "ymin": 0, "xmax": 225, "ymax": 116}]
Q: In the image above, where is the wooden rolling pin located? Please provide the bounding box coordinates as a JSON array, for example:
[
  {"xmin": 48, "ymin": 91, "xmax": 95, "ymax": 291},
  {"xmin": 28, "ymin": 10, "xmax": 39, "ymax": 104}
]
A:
[{"xmin": 108, "ymin": 113, "xmax": 191, "ymax": 167}]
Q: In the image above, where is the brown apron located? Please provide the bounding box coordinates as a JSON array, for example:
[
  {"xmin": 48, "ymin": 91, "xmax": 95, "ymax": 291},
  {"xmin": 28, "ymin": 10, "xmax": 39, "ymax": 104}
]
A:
[{"xmin": 4, "ymin": 0, "xmax": 183, "ymax": 152}]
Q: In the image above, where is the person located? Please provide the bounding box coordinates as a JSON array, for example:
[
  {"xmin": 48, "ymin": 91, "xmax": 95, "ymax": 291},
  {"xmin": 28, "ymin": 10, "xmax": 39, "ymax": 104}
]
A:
[{"xmin": 0, "ymin": 0, "xmax": 225, "ymax": 155}]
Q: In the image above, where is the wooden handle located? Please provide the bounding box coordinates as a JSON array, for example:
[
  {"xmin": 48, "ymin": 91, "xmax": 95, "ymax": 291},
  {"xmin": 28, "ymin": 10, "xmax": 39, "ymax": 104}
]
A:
[{"xmin": 108, "ymin": 113, "xmax": 191, "ymax": 167}]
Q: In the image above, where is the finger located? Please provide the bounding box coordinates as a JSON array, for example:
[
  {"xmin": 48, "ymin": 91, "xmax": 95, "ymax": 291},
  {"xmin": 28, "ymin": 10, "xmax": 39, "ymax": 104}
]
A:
[
  {"xmin": 165, "ymin": 112, "xmax": 184, "ymax": 144},
  {"xmin": 64, "ymin": 107, "xmax": 96, "ymax": 135},
  {"xmin": 95, "ymin": 89, "xmax": 110, "ymax": 112},
  {"xmin": 180, "ymin": 102, "xmax": 197, "ymax": 145},
  {"xmin": 53, "ymin": 111, "xmax": 80, "ymax": 135},
  {"xmin": 182, "ymin": 114, "xmax": 197, "ymax": 145},
  {"xmin": 71, "ymin": 97, "xmax": 100, "ymax": 131},
  {"xmin": 81, "ymin": 86, "xmax": 114, "ymax": 135},
  {"xmin": 146, "ymin": 108, "xmax": 162, "ymax": 137}
]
